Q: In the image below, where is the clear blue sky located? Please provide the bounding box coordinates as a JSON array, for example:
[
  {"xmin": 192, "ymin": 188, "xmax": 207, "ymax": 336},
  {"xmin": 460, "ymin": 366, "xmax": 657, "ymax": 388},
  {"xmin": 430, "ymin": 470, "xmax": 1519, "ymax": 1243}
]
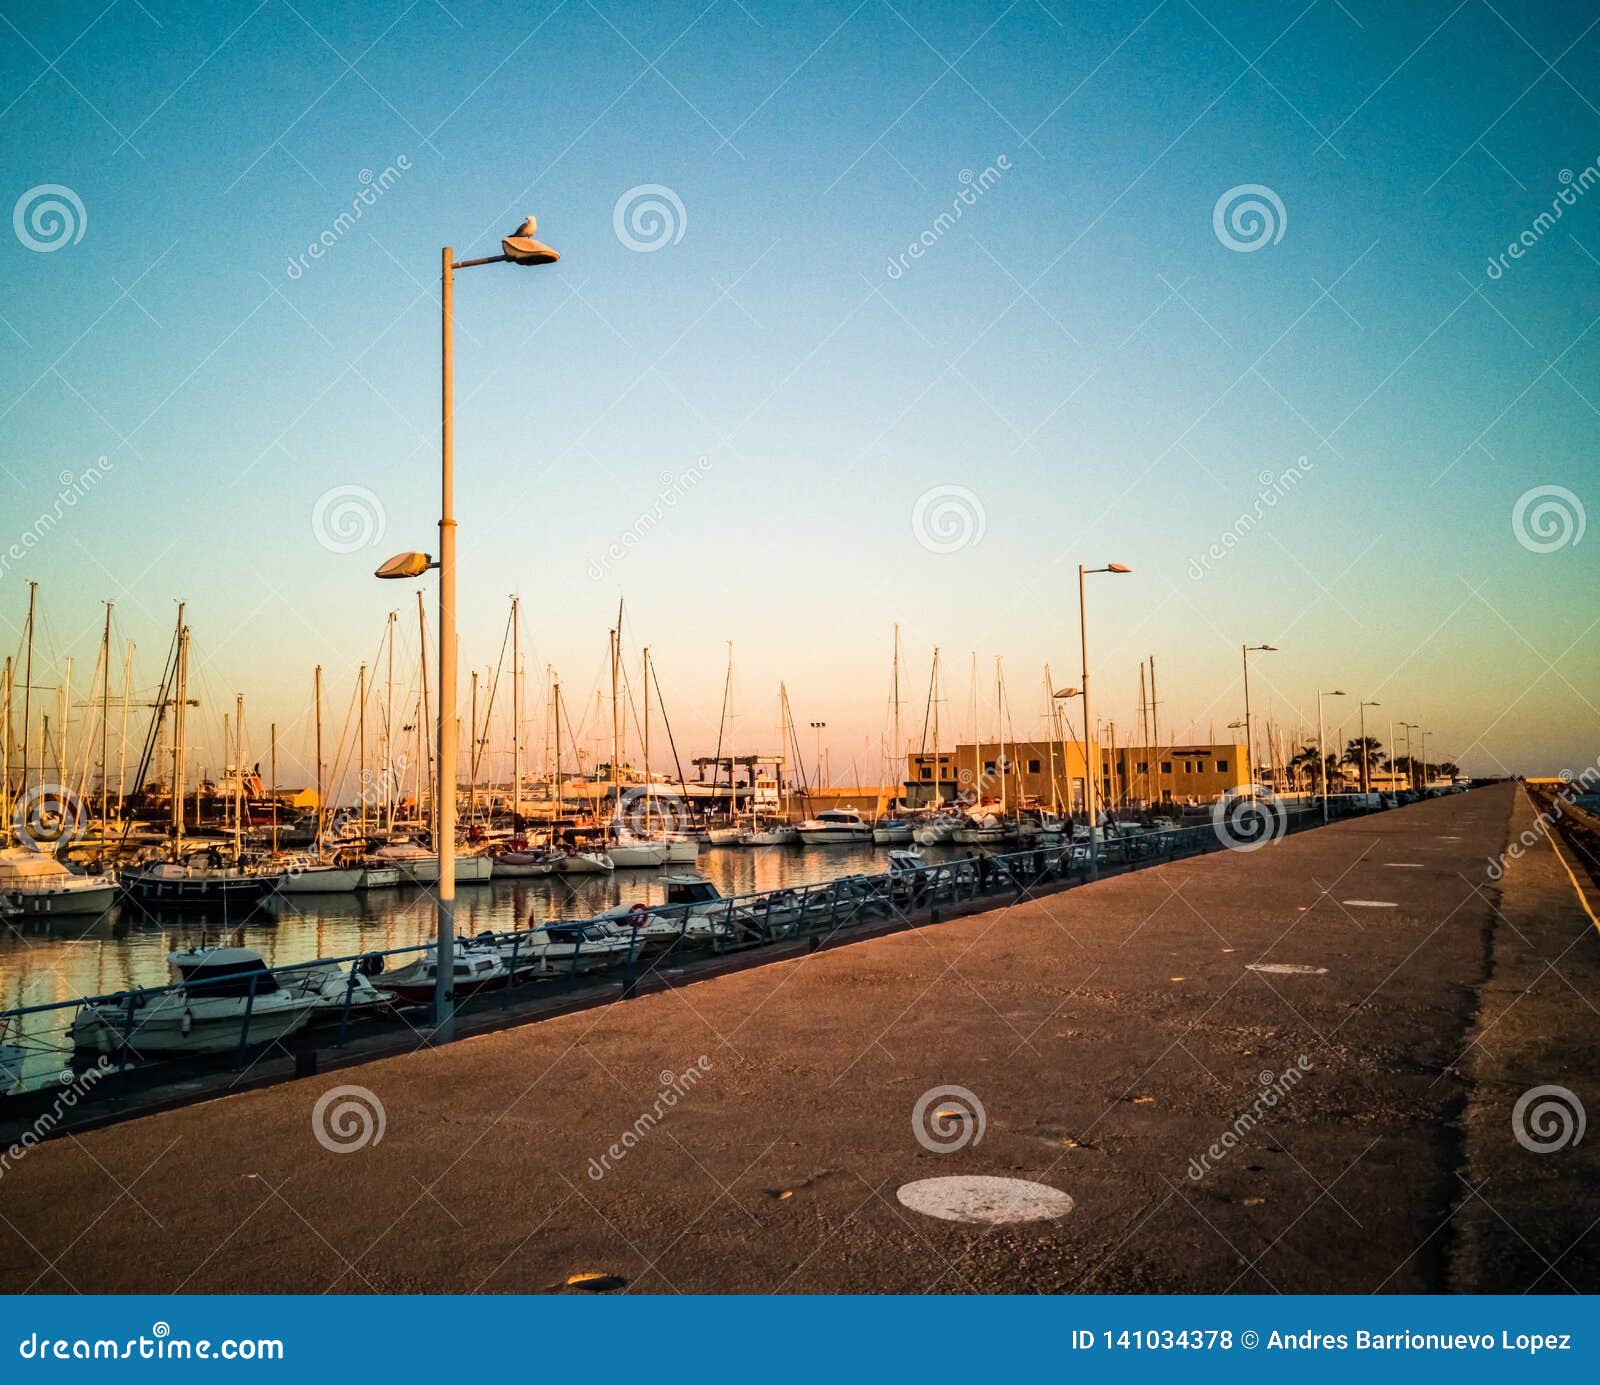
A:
[{"xmin": 1, "ymin": 0, "xmax": 1597, "ymax": 791}]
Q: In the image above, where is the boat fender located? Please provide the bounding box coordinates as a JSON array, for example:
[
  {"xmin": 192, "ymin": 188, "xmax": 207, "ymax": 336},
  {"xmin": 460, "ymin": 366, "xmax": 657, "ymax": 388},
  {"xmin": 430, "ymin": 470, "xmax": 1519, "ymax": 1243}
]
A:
[
  {"xmin": 355, "ymin": 952, "xmax": 385, "ymax": 977},
  {"xmin": 180, "ymin": 1009, "xmax": 193, "ymax": 1036}
]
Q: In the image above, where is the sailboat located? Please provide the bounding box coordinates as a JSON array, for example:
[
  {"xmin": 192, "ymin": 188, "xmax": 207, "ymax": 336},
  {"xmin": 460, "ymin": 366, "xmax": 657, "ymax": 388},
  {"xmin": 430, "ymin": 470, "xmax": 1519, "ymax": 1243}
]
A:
[
  {"xmin": 119, "ymin": 615, "xmax": 282, "ymax": 912},
  {"xmin": 276, "ymin": 670, "xmax": 360, "ymax": 893},
  {"xmin": 604, "ymin": 623, "xmax": 668, "ymax": 868}
]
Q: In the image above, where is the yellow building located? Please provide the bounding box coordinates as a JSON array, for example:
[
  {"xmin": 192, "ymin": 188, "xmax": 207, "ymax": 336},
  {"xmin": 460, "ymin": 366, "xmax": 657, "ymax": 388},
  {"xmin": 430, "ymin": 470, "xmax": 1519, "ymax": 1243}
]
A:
[{"xmin": 904, "ymin": 741, "xmax": 1249, "ymax": 811}]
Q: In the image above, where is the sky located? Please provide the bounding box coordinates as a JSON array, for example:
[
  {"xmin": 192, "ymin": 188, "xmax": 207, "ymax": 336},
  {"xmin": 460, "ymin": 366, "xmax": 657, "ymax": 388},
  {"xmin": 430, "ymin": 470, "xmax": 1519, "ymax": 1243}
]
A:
[{"xmin": 1, "ymin": 0, "xmax": 1597, "ymax": 797}]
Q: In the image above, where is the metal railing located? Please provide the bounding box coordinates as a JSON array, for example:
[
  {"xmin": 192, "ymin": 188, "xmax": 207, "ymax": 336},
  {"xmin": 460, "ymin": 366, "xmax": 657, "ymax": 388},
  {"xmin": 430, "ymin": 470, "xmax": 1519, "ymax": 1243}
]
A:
[{"xmin": 0, "ymin": 802, "xmax": 1347, "ymax": 1110}]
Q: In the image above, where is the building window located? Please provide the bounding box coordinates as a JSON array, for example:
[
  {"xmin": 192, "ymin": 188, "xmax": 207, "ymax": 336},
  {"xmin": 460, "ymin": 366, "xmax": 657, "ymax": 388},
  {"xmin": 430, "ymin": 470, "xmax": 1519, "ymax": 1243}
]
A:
[
  {"xmin": 1027, "ymin": 758, "xmax": 1041, "ymax": 774},
  {"xmin": 1184, "ymin": 761, "xmax": 1192, "ymax": 773},
  {"xmin": 984, "ymin": 761, "xmax": 996, "ymax": 775},
  {"xmin": 1161, "ymin": 760, "xmax": 1172, "ymax": 773},
  {"xmin": 920, "ymin": 768, "xmax": 932, "ymax": 780},
  {"xmin": 1195, "ymin": 760, "xmax": 1208, "ymax": 772},
  {"xmin": 1137, "ymin": 760, "xmax": 1148, "ymax": 773},
  {"xmin": 1217, "ymin": 759, "xmax": 1228, "ymax": 772}
]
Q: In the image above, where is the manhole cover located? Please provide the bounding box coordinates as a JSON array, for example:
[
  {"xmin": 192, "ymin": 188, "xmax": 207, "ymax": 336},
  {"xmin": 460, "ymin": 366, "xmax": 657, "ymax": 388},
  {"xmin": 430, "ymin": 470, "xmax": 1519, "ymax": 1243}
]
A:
[{"xmin": 896, "ymin": 1175, "xmax": 1074, "ymax": 1225}]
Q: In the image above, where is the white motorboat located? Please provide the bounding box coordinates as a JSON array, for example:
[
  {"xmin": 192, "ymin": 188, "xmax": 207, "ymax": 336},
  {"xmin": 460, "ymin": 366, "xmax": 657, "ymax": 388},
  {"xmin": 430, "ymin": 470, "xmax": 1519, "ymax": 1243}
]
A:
[
  {"xmin": 366, "ymin": 838, "xmax": 437, "ymax": 883},
  {"xmin": 68, "ymin": 947, "xmax": 319, "ymax": 1055},
  {"xmin": 952, "ymin": 811, "xmax": 1006, "ymax": 846},
  {"xmin": 377, "ymin": 942, "xmax": 509, "ymax": 1006},
  {"xmin": 558, "ymin": 849, "xmax": 614, "ymax": 875},
  {"xmin": 796, "ymin": 808, "xmax": 873, "ymax": 845},
  {"xmin": 285, "ymin": 961, "xmax": 391, "ymax": 1014},
  {"xmin": 738, "ymin": 827, "xmax": 783, "ymax": 846},
  {"xmin": 356, "ymin": 865, "xmax": 401, "ymax": 889},
  {"xmin": 0, "ymin": 848, "xmax": 118, "ymax": 917},
  {"xmin": 275, "ymin": 861, "xmax": 362, "ymax": 894},
  {"xmin": 454, "ymin": 853, "xmax": 494, "ymax": 884},
  {"xmin": 515, "ymin": 921, "xmax": 639, "ymax": 975},
  {"xmin": 662, "ymin": 835, "xmax": 701, "ymax": 863},
  {"xmin": 871, "ymin": 818, "xmax": 914, "ymax": 845},
  {"xmin": 705, "ymin": 825, "xmax": 743, "ymax": 846}
]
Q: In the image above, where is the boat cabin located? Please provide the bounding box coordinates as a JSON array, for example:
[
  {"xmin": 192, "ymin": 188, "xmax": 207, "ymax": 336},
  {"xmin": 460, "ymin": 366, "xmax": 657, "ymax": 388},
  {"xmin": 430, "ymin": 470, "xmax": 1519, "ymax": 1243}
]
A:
[
  {"xmin": 168, "ymin": 947, "xmax": 283, "ymax": 996},
  {"xmin": 662, "ymin": 873, "xmax": 723, "ymax": 907}
]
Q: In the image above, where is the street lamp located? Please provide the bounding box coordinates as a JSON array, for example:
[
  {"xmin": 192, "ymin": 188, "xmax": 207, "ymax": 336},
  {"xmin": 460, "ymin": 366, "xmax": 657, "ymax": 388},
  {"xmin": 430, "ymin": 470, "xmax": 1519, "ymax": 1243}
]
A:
[
  {"xmin": 1417, "ymin": 728, "xmax": 1430, "ymax": 790},
  {"xmin": 1317, "ymin": 689, "xmax": 1345, "ymax": 822},
  {"xmin": 1399, "ymin": 721, "xmax": 1419, "ymax": 791},
  {"xmin": 376, "ymin": 215, "xmax": 559, "ymax": 1042},
  {"xmin": 1241, "ymin": 643, "xmax": 1276, "ymax": 791},
  {"xmin": 809, "ymin": 722, "xmax": 827, "ymax": 790},
  {"xmin": 1078, "ymin": 563, "xmax": 1131, "ymax": 880},
  {"xmin": 1052, "ymin": 686, "xmax": 1081, "ymax": 815},
  {"xmin": 1358, "ymin": 700, "xmax": 1380, "ymax": 796}
]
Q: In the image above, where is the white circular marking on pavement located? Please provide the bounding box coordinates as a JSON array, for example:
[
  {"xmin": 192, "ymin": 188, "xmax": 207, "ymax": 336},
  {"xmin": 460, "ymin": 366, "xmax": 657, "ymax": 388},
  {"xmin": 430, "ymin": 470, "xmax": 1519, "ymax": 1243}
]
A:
[
  {"xmin": 896, "ymin": 1175, "xmax": 1074, "ymax": 1225},
  {"xmin": 1247, "ymin": 963, "xmax": 1328, "ymax": 975},
  {"xmin": 1342, "ymin": 899, "xmax": 1398, "ymax": 908}
]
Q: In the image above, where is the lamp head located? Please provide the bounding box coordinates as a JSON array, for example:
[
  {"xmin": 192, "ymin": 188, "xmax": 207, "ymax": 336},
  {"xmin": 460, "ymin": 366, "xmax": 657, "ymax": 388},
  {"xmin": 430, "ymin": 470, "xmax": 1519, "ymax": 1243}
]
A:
[
  {"xmin": 502, "ymin": 215, "xmax": 560, "ymax": 265},
  {"xmin": 375, "ymin": 551, "xmax": 434, "ymax": 580},
  {"xmin": 1106, "ymin": 562, "xmax": 1132, "ymax": 574},
  {"xmin": 1053, "ymin": 687, "xmax": 1081, "ymax": 699}
]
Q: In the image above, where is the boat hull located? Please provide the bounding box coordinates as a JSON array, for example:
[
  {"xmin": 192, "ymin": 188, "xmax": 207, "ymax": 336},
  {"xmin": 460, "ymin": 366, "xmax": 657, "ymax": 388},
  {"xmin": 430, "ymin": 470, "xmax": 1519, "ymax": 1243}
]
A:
[
  {"xmin": 608, "ymin": 843, "xmax": 669, "ymax": 868},
  {"xmin": 275, "ymin": 866, "xmax": 362, "ymax": 894},
  {"xmin": 69, "ymin": 994, "xmax": 316, "ymax": 1055},
  {"xmin": 119, "ymin": 871, "xmax": 278, "ymax": 910},
  {"xmin": 4, "ymin": 882, "xmax": 119, "ymax": 916}
]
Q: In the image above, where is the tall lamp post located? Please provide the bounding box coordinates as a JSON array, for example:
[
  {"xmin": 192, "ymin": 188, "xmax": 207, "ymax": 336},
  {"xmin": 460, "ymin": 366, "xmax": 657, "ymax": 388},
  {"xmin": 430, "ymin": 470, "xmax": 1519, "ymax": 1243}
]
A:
[
  {"xmin": 376, "ymin": 216, "xmax": 559, "ymax": 1041},
  {"xmin": 1078, "ymin": 562, "xmax": 1132, "ymax": 880},
  {"xmin": 1241, "ymin": 643, "xmax": 1276, "ymax": 790},
  {"xmin": 1417, "ymin": 729, "xmax": 1430, "ymax": 791},
  {"xmin": 1399, "ymin": 721, "xmax": 1418, "ymax": 791},
  {"xmin": 1317, "ymin": 689, "xmax": 1345, "ymax": 822},
  {"xmin": 809, "ymin": 722, "xmax": 827, "ymax": 791},
  {"xmin": 1358, "ymin": 699, "xmax": 1380, "ymax": 796}
]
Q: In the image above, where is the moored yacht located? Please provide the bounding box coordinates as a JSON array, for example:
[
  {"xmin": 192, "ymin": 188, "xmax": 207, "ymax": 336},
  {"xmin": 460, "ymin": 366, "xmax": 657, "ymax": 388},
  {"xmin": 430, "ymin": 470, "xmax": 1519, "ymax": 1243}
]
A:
[
  {"xmin": 119, "ymin": 851, "xmax": 280, "ymax": 912},
  {"xmin": 377, "ymin": 942, "xmax": 508, "ymax": 1006},
  {"xmin": 0, "ymin": 848, "xmax": 118, "ymax": 917},
  {"xmin": 796, "ymin": 808, "xmax": 872, "ymax": 845},
  {"xmin": 68, "ymin": 947, "xmax": 318, "ymax": 1055}
]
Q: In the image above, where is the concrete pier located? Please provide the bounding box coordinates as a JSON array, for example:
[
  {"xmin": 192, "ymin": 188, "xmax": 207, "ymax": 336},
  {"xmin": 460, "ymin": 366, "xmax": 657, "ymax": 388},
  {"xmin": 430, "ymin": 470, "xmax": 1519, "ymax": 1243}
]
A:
[{"xmin": 2, "ymin": 782, "xmax": 1596, "ymax": 1294}]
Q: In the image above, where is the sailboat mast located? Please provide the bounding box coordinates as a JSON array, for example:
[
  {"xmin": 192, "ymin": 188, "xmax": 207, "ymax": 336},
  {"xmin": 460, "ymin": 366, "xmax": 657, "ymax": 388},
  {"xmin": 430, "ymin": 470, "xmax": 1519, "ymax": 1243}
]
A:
[
  {"xmin": 609, "ymin": 627, "xmax": 619, "ymax": 823},
  {"xmin": 417, "ymin": 592, "xmax": 432, "ymax": 843},
  {"xmin": 995, "ymin": 657, "xmax": 1006, "ymax": 814},
  {"xmin": 314, "ymin": 664, "xmax": 324, "ymax": 852},
  {"xmin": 270, "ymin": 722, "xmax": 278, "ymax": 855},
  {"xmin": 117, "ymin": 640, "xmax": 132, "ymax": 828},
  {"xmin": 468, "ymin": 669, "xmax": 478, "ymax": 827},
  {"xmin": 173, "ymin": 618, "xmax": 188, "ymax": 846},
  {"xmin": 99, "ymin": 603, "xmax": 111, "ymax": 831},
  {"xmin": 553, "ymin": 681, "xmax": 563, "ymax": 827},
  {"xmin": 511, "ymin": 596, "xmax": 521, "ymax": 830},
  {"xmin": 1044, "ymin": 665, "xmax": 1057, "ymax": 815},
  {"xmin": 358, "ymin": 662, "xmax": 367, "ymax": 837},
  {"xmin": 20, "ymin": 580, "xmax": 35, "ymax": 802},
  {"xmin": 642, "ymin": 647, "xmax": 652, "ymax": 826},
  {"xmin": 1, "ymin": 658, "xmax": 10, "ymax": 847},
  {"xmin": 234, "ymin": 693, "xmax": 244, "ymax": 861},
  {"xmin": 385, "ymin": 610, "xmax": 396, "ymax": 832},
  {"xmin": 891, "ymin": 624, "xmax": 901, "ymax": 807},
  {"xmin": 931, "ymin": 648, "xmax": 940, "ymax": 805},
  {"xmin": 1149, "ymin": 656, "xmax": 1161, "ymax": 808}
]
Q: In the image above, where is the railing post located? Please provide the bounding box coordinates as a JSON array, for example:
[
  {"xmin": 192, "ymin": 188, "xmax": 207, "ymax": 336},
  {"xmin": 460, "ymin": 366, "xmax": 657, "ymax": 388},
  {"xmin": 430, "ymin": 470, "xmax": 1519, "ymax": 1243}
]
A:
[
  {"xmin": 338, "ymin": 966, "xmax": 357, "ymax": 1045},
  {"xmin": 234, "ymin": 971, "xmax": 259, "ymax": 1071}
]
